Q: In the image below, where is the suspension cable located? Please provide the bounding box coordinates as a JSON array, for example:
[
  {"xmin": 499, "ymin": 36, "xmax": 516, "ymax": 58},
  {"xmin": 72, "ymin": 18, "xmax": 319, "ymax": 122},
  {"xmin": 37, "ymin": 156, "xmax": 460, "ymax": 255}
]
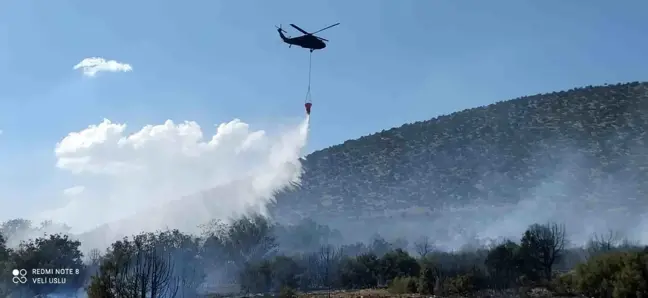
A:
[{"xmin": 305, "ymin": 51, "xmax": 312, "ymax": 103}]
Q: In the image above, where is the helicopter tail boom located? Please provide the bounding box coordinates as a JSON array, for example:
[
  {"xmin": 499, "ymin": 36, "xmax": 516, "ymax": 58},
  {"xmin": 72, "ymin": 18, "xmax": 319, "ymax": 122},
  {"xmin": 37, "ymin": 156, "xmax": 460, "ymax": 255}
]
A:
[{"xmin": 276, "ymin": 25, "xmax": 291, "ymax": 43}]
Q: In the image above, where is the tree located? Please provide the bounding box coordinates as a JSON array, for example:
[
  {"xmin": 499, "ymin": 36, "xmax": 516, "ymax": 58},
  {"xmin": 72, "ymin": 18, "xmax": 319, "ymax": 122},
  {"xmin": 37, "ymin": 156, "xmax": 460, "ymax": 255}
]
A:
[
  {"xmin": 270, "ymin": 255, "xmax": 302, "ymax": 292},
  {"xmin": 131, "ymin": 241, "xmax": 179, "ymax": 298},
  {"xmin": 0, "ymin": 219, "xmax": 71, "ymax": 247},
  {"xmin": 368, "ymin": 235, "xmax": 391, "ymax": 257},
  {"xmin": 199, "ymin": 214, "xmax": 278, "ymax": 287},
  {"xmin": 275, "ymin": 219, "xmax": 342, "ymax": 253},
  {"xmin": 0, "ymin": 232, "xmax": 9, "ymax": 266},
  {"xmin": 239, "ymin": 259, "xmax": 272, "ymax": 294},
  {"xmin": 414, "ymin": 236, "xmax": 433, "ymax": 258},
  {"xmin": 87, "ymin": 232, "xmax": 182, "ymax": 298},
  {"xmin": 339, "ymin": 252, "xmax": 380, "ymax": 289},
  {"xmin": 222, "ymin": 214, "xmax": 278, "ymax": 268},
  {"xmin": 0, "ymin": 233, "xmax": 14, "ymax": 297},
  {"xmin": 519, "ymin": 222, "xmax": 566, "ymax": 282},
  {"xmin": 317, "ymin": 244, "xmax": 342, "ymax": 292},
  {"xmin": 154, "ymin": 230, "xmax": 204, "ymax": 297},
  {"xmin": 37, "ymin": 220, "xmax": 72, "ymax": 235},
  {"xmin": 0, "ymin": 218, "xmax": 33, "ymax": 246},
  {"xmin": 379, "ymin": 249, "xmax": 420, "ymax": 284},
  {"xmin": 201, "ymin": 229, "xmax": 230, "ymax": 283},
  {"xmin": 485, "ymin": 240, "xmax": 521, "ymax": 288},
  {"xmin": 11, "ymin": 233, "xmax": 85, "ymax": 296},
  {"xmin": 417, "ymin": 258, "xmax": 439, "ymax": 295},
  {"xmin": 339, "ymin": 242, "xmax": 369, "ymax": 256},
  {"xmin": 574, "ymin": 250, "xmax": 648, "ymax": 298},
  {"xmin": 586, "ymin": 230, "xmax": 623, "ymax": 258}
]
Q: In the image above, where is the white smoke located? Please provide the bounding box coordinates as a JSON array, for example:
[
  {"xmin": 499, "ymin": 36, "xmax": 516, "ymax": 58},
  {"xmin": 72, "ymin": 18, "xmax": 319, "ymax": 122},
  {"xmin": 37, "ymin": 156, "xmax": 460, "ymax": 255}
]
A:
[{"xmin": 34, "ymin": 117, "xmax": 309, "ymax": 249}]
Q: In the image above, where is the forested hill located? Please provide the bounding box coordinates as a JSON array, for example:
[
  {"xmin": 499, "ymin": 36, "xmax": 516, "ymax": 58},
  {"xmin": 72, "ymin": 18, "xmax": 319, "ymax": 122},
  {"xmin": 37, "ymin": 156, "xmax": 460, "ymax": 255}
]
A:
[{"xmin": 273, "ymin": 82, "xmax": 648, "ymax": 221}]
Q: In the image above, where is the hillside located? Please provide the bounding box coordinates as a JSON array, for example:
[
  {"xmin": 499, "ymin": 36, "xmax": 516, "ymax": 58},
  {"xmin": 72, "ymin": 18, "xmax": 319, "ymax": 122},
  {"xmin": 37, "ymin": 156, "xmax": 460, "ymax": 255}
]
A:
[
  {"xmin": 72, "ymin": 82, "xmax": 648, "ymax": 249},
  {"xmin": 272, "ymin": 82, "xmax": 648, "ymax": 223}
]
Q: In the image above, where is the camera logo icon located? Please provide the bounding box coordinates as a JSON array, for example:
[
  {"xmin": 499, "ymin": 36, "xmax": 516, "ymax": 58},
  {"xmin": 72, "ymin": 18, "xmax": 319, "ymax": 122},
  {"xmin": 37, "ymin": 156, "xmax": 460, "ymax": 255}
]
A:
[{"xmin": 12, "ymin": 269, "xmax": 27, "ymax": 284}]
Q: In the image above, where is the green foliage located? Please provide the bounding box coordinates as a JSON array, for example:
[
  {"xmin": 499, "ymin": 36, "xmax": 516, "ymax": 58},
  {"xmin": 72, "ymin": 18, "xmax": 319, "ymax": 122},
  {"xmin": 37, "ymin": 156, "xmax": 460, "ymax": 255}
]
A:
[
  {"xmin": 87, "ymin": 229, "xmax": 205, "ymax": 298},
  {"xmin": 274, "ymin": 218, "xmax": 342, "ymax": 253},
  {"xmin": 0, "ymin": 233, "xmax": 14, "ymax": 297},
  {"xmin": 519, "ymin": 223, "xmax": 566, "ymax": 282},
  {"xmin": 442, "ymin": 273, "xmax": 478, "ymax": 296},
  {"xmin": 417, "ymin": 259, "xmax": 438, "ymax": 295},
  {"xmin": 427, "ymin": 249, "xmax": 488, "ymax": 278},
  {"xmin": 240, "ymin": 259, "xmax": 273, "ymax": 294},
  {"xmin": 485, "ymin": 240, "xmax": 522, "ymax": 289},
  {"xmin": 11, "ymin": 233, "xmax": 85, "ymax": 296},
  {"xmin": 387, "ymin": 276, "xmax": 418, "ymax": 294},
  {"xmin": 368, "ymin": 235, "xmax": 392, "ymax": 257},
  {"xmin": 379, "ymin": 248, "xmax": 420, "ymax": 283},
  {"xmin": 240, "ymin": 254, "xmax": 315, "ymax": 294},
  {"xmin": 339, "ymin": 252, "xmax": 380, "ymax": 289},
  {"xmin": 279, "ymin": 285, "xmax": 297, "ymax": 298},
  {"xmin": 6, "ymin": 214, "xmax": 648, "ymax": 297},
  {"xmin": 222, "ymin": 214, "xmax": 278, "ymax": 266},
  {"xmin": 574, "ymin": 250, "xmax": 648, "ymax": 298},
  {"xmin": 575, "ymin": 251, "xmax": 627, "ymax": 297},
  {"xmin": 549, "ymin": 272, "xmax": 577, "ymax": 296},
  {"xmin": 270, "ymin": 255, "xmax": 302, "ymax": 291},
  {"xmin": 611, "ymin": 255, "xmax": 648, "ymax": 298}
]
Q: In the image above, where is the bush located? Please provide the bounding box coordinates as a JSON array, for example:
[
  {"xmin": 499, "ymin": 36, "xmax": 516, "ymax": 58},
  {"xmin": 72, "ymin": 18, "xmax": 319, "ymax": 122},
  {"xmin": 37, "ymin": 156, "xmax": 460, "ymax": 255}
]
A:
[
  {"xmin": 549, "ymin": 272, "xmax": 577, "ymax": 296},
  {"xmin": 443, "ymin": 273, "xmax": 478, "ymax": 295},
  {"xmin": 611, "ymin": 253, "xmax": 648, "ymax": 298},
  {"xmin": 339, "ymin": 253, "xmax": 380, "ymax": 289},
  {"xmin": 574, "ymin": 251, "xmax": 648, "ymax": 298},
  {"xmin": 388, "ymin": 276, "xmax": 418, "ymax": 294},
  {"xmin": 417, "ymin": 261, "xmax": 438, "ymax": 294},
  {"xmin": 485, "ymin": 240, "xmax": 522, "ymax": 289},
  {"xmin": 279, "ymin": 286, "xmax": 297, "ymax": 298},
  {"xmin": 380, "ymin": 248, "xmax": 420, "ymax": 283}
]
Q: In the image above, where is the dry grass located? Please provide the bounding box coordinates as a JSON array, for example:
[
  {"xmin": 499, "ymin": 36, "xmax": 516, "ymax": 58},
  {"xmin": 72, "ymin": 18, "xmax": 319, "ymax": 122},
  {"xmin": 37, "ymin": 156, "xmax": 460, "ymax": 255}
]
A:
[
  {"xmin": 297, "ymin": 287, "xmax": 580, "ymax": 298},
  {"xmin": 211, "ymin": 287, "xmax": 580, "ymax": 298},
  {"xmin": 298, "ymin": 288, "xmax": 421, "ymax": 298}
]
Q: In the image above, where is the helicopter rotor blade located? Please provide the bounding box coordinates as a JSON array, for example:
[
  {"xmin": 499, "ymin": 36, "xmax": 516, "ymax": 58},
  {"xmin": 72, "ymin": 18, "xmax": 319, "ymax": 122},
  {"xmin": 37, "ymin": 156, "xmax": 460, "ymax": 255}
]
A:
[
  {"xmin": 315, "ymin": 36, "xmax": 329, "ymax": 42},
  {"xmin": 290, "ymin": 24, "xmax": 310, "ymax": 35},
  {"xmin": 312, "ymin": 22, "xmax": 340, "ymax": 34}
]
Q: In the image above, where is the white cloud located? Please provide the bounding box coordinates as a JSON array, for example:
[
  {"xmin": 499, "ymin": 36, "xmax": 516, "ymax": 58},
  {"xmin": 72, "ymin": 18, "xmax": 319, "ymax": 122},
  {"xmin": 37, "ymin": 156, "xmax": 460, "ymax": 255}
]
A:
[
  {"xmin": 73, "ymin": 57, "xmax": 133, "ymax": 77},
  {"xmin": 42, "ymin": 117, "xmax": 309, "ymax": 245},
  {"xmin": 63, "ymin": 186, "xmax": 85, "ymax": 196}
]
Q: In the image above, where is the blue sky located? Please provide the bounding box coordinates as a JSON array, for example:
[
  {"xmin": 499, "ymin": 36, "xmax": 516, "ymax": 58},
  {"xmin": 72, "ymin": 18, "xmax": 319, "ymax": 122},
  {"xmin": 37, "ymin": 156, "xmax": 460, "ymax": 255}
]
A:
[{"xmin": 1, "ymin": 0, "xmax": 648, "ymax": 219}]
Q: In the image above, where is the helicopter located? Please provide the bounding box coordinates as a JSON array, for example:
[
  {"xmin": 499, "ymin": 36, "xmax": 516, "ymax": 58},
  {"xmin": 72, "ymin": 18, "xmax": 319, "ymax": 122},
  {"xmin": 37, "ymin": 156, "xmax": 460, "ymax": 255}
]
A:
[{"xmin": 276, "ymin": 23, "xmax": 340, "ymax": 52}]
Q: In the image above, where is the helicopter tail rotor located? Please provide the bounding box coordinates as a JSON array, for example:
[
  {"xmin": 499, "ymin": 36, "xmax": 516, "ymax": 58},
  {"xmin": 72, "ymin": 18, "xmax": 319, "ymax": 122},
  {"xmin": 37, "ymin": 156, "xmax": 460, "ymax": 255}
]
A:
[{"xmin": 275, "ymin": 25, "xmax": 287, "ymax": 33}]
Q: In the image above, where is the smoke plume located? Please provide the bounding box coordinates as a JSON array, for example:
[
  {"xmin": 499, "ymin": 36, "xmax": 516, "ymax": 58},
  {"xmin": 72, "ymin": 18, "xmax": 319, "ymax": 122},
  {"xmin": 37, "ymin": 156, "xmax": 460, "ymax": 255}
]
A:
[{"xmin": 30, "ymin": 117, "xmax": 309, "ymax": 249}]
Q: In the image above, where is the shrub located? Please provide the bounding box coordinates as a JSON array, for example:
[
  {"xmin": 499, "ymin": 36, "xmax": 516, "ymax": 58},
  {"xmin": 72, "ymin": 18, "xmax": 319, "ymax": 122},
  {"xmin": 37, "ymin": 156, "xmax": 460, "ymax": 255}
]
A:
[
  {"xmin": 549, "ymin": 272, "xmax": 577, "ymax": 296},
  {"xmin": 575, "ymin": 251, "xmax": 625, "ymax": 297},
  {"xmin": 574, "ymin": 250, "xmax": 648, "ymax": 298},
  {"xmin": 339, "ymin": 253, "xmax": 380, "ymax": 289},
  {"xmin": 279, "ymin": 286, "xmax": 297, "ymax": 298},
  {"xmin": 380, "ymin": 248, "xmax": 420, "ymax": 283},
  {"xmin": 417, "ymin": 262, "xmax": 438, "ymax": 294},
  {"xmin": 611, "ymin": 253, "xmax": 648, "ymax": 298},
  {"xmin": 388, "ymin": 276, "xmax": 418, "ymax": 294},
  {"xmin": 443, "ymin": 273, "xmax": 478, "ymax": 295},
  {"xmin": 485, "ymin": 240, "xmax": 522, "ymax": 289}
]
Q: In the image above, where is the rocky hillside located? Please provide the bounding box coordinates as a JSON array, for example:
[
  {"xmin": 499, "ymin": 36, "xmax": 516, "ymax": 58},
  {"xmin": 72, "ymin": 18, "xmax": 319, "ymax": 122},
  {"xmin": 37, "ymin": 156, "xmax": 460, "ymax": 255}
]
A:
[{"xmin": 272, "ymin": 82, "xmax": 648, "ymax": 222}]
